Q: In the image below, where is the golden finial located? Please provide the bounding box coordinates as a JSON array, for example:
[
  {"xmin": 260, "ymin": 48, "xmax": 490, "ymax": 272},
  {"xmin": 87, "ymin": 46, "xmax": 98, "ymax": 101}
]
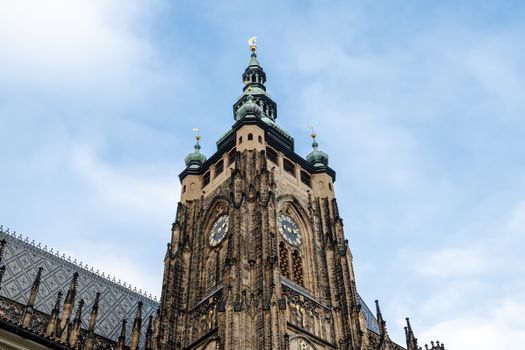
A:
[
  {"xmin": 248, "ymin": 36, "xmax": 257, "ymax": 52},
  {"xmin": 192, "ymin": 128, "xmax": 201, "ymax": 142},
  {"xmin": 307, "ymin": 125, "xmax": 317, "ymax": 140}
]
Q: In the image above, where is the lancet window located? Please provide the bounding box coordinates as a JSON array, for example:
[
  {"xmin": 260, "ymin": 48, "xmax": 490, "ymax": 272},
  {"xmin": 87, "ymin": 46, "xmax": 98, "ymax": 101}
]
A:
[
  {"xmin": 292, "ymin": 249, "xmax": 304, "ymax": 286},
  {"xmin": 279, "ymin": 241, "xmax": 290, "ymax": 279}
]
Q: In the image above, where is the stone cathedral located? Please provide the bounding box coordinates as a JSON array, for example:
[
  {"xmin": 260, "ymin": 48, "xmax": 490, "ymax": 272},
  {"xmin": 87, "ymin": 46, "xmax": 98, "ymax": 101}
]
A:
[{"xmin": 0, "ymin": 42, "xmax": 445, "ymax": 350}]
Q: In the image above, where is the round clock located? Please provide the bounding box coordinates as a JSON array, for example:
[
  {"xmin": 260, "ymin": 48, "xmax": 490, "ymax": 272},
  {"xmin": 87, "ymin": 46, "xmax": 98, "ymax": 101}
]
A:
[
  {"xmin": 277, "ymin": 214, "xmax": 302, "ymax": 246},
  {"xmin": 209, "ymin": 215, "xmax": 229, "ymax": 247}
]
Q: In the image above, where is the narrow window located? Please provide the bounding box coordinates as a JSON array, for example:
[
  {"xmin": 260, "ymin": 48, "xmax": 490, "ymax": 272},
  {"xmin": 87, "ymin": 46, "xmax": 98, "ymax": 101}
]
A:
[
  {"xmin": 203, "ymin": 172, "xmax": 210, "ymax": 187},
  {"xmin": 258, "ymin": 135, "xmax": 263, "ymax": 143},
  {"xmin": 183, "ymin": 185, "xmax": 187, "ymax": 193},
  {"xmin": 279, "ymin": 242, "xmax": 290, "ymax": 279},
  {"xmin": 292, "ymin": 250, "xmax": 304, "ymax": 286},
  {"xmin": 328, "ymin": 183, "xmax": 333, "ymax": 191},
  {"xmin": 215, "ymin": 159, "xmax": 224, "ymax": 177},
  {"xmin": 283, "ymin": 158, "xmax": 295, "ymax": 176},
  {"xmin": 228, "ymin": 149, "xmax": 236, "ymax": 166},
  {"xmin": 300, "ymin": 171, "xmax": 311, "ymax": 187},
  {"xmin": 266, "ymin": 147, "xmax": 278, "ymax": 165},
  {"xmin": 206, "ymin": 256, "xmax": 217, "ymax": 291},
  {"xmin": 248, "ymin": 133, "xmax": 253, "ymax": 141},
  {"xmin": 239, "ymin": 136, "xmax": 243, "ymax": 144}
]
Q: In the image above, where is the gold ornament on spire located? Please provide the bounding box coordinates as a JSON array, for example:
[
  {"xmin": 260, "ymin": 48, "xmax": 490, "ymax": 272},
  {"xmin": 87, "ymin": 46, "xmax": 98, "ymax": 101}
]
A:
[
  {"xmin": 248, "ymin": 36, "xmax": 257, "ymax": 52},
  {"xmin": 193, "ymin": 127, "xmax": 201, "ymax": 142},
  {"xmin": 307, "ymin": 125, "xmax": 317, "ymax": 140}
]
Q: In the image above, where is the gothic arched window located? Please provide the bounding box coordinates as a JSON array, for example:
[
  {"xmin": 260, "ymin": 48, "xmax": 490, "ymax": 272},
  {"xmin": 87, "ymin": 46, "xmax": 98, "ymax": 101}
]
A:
[
  {"xmin": 292, "ymin": 249, "xmax": 304, "ymax": 286},
  {"xmin": 279, "ymin": 241, "xmax": 290, "ymax": 279}
]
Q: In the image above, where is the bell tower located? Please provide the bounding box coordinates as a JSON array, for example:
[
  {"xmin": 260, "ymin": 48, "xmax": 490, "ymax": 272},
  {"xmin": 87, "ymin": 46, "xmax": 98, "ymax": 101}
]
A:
[{"xmin": 155, "ymin": 39, "xmax": 371, "ymax": 350}]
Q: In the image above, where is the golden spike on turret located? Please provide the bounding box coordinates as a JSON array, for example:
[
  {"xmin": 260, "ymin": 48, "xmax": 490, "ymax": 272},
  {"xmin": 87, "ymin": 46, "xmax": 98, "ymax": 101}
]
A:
[
  {"xmin": 248, "ymin": 36, "xmax": 257, "ymax": 52},
  {"xmin": 192, "ymin": 128, "xmax": 201, "ymax": 142},
  {"xmin": 307, "ymin": 125, "xmax": 317, "ymax": 140}
]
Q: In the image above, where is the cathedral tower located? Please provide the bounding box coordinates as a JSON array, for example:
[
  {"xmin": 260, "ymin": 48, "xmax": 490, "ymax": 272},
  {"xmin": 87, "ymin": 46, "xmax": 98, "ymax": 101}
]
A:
[{"xmin": 156, "ymin": 41, "xmax": 381, "ymax": 350}]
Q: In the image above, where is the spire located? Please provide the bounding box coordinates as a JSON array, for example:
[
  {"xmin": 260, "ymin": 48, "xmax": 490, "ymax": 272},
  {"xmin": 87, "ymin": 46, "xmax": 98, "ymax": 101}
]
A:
[
  {"xmin": 306, "ymin": 127, "xmax": 329, "ymax": 168},
  {"xmin": 0, "ymin": 239, "xmax": 6, "ymax": 290},
  {"xmin": 0, "ymin": 239, "xmax": 6, "ymax": 265},
  {"xmin": 233, "ymin": 37, "xmax": 277, "ymax": 121},
  {"xmin": 58, "ymin": 272, "xmax": 79, "ymax": 337},
  {"xmin": 130, "ymin": 301, "xmax": 143, "ymax": 350},
  {"xmin": 145, "ymin": 315, "xmax": 153, "ymax": 350},
  {"xmin": 117, "ymin": 319, "xmax": 127, "ymax": 350},
  {"xmin": 243, "ymin": 36, "xmax": 266, "ymax": 92},
  {"xmin": 83, "ymin": 292, "xmax": 100, "ymax": 350},
  {"xmin": 68, "ymin": 298, "xmax": 85, "ymax": 346},
  {"xmin": 184, "ymin": 128, "xmax": 207, "ymax": 169},
  {"xmin": 375, "ymin": 300, "xmax": 389, "ymax": 340},
  {"xmin": 405, "ymin": 317, "xmax": 420, "ymax": 350},
  {"xmin": 46, "ymin": 291, "xmax": 63, "ymax": 337},
  {"xmin": 21, "ymin": 267, "xmax": 44, "ymax": 328}
]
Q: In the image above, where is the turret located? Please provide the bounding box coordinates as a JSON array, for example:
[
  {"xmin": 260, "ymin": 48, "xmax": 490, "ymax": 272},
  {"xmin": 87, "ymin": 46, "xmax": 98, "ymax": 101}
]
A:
[
  {"xmin": 184, "ymin": 129, "xmax": 207, "ymax": 169},
  {"xmin": 306, "ymin": 130, "xmax": 329, "ymax": 169}
]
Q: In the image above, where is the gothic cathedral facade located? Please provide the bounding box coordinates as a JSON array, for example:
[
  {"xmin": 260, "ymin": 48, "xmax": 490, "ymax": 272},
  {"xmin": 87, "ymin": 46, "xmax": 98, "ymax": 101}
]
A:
[{"xmin": 154, "ymin": 47, "xmax": 424, "ymax": 350}]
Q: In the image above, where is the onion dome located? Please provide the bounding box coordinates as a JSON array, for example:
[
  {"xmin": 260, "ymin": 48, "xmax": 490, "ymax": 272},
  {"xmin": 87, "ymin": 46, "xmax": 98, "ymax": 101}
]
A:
[
  {"xmin": 184, "ymin": 131, "xmax": 207, "ymax": 169},
  {"xmin": 306, "ymin": 131, "xmax": 329, "ymax": 168}
]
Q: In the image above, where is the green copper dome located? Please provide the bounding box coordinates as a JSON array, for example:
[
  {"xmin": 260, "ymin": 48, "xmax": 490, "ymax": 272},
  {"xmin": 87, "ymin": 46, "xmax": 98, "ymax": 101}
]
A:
[
  {"xmin": 235, "ymin": 95, "xmax": 264, "ymax": 120},
  {"xmin": 184, "ymin": 142, "xmax": 207, "ymax": 169},
  {"xmin": 306, "ymin": 140, "xmax": 329, "ymax": 168}
]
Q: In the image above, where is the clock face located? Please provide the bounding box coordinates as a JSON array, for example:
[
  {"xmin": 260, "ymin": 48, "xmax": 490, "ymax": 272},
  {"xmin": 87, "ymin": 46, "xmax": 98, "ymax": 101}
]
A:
[
  {"xmin": 209, "ymin": 215, "xmax": 229, "ymax": 247},
  {"xmin": 277, "ymin": 214, "xmax": 302, "ymax": 246}
]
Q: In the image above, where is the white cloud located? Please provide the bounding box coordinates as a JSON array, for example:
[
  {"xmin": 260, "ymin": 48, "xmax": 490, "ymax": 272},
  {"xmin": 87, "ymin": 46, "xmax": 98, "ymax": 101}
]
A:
[
  {"xmin": 507, "ymin": 200, "xmax": 525, "ymax": 237},
  {"xmin": 420, "ymin": 297, "xmax": 525, "ymax": 349},
  {"xmin": 415, "ymin": 247, "xmax": 488, "ymax": 278},
  {"xmin": 0, "ymin": 0, "xmax": 168, "ymax": 98},
  {"xmin": 70, "ymin": 145, "xmax": 180, "ymax": 221}
]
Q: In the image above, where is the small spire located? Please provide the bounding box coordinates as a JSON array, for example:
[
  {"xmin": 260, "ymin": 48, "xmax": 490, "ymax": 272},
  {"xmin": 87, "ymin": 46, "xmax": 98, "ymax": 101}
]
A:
[
  {"xmin": 145, "ymin": 315, "xmax": 153, "ymax": 350},
  {"xmin": 405, "ymin": 317, "xmax": 419, "ymax": 350},
  {"xmin": 375, "ymin": 299, "xmax": 389, "ymax": 340},
  {"xmin": 0, "ymin": 265, "xmax": 5, "ymax": 291},
  {"xmin": 83, "ymin": 292, "xmax": 100, "ymax": 350},
  {"xmin": 0, "ymin": 239, "xmax": 6, "ymax": 265},
  {"xmin": 184, "ymin": 128, "xmax": 207, "ymax": 169},
  {"xmin": 21, "ymin": 267, "xmax": 44, "ymax": 328},
  {"xmin": 117, "ymin": 319, "xmax": 127, "ymax": 350},
  {"xmin": 58, "ymin": 272, "xmax": 79, "ymax": 337},
  {"xmin": 69, "ymin": 299, "xmax": 85, "ymax": 346},
  {"xmin": 306, "ymin": 126, "xmax": 329, "ymax": 168},
  {"xmin": 46, "ymin": 291, "xmax": 63, "ymax": 337},
  {"xmin": 130, "ymin": 301, "xmax": 143, "ymax": 350}
]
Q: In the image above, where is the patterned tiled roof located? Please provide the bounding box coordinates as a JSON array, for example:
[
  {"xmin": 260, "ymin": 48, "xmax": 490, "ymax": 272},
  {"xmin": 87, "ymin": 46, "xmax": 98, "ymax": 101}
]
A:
[
  {"xmin": 0, "ymin": 227, "xmax": 159, "ymax": 346},
  {"xmin": 357, "ymin": 294, "xmax": 380, "ymax": 334}
]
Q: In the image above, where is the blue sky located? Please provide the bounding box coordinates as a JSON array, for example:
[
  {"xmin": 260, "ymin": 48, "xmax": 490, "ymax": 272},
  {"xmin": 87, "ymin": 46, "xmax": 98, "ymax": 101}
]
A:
[{"xmin": 1, "ymin": 0, "xmax": 524, "ymax": 348}]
